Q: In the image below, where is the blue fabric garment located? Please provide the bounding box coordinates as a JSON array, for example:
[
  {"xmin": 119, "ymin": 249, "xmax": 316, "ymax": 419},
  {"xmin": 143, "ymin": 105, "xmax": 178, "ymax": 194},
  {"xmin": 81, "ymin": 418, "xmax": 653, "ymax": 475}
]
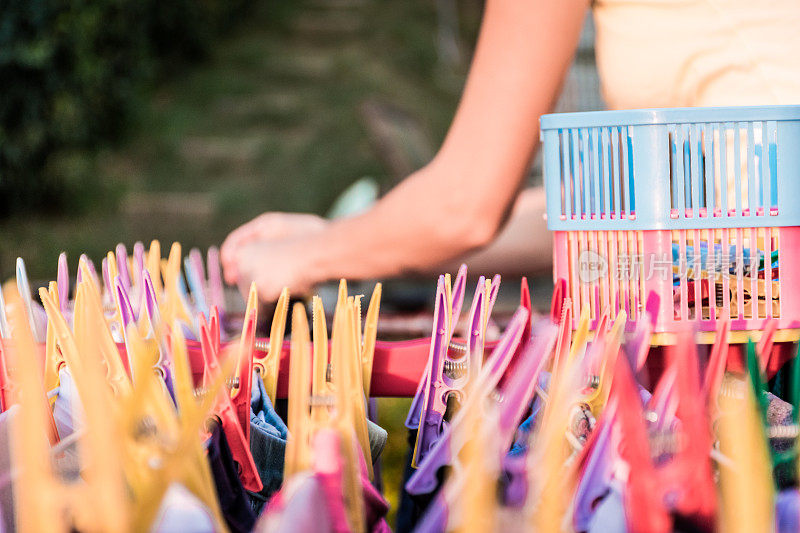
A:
[
  {"xmin": 206, "ymin": 420, "xmax": 256, "ymax": 532},
  {"xmin": 588, "ymin": 484, "xmax": 628, "ymax": 533},
  {"xmin": 248, "ymin": 372, "xmax": 289, "ymax": 514},
  {"xmin": 53, "ymin": 367, "xmax": 82, "ymax": 440},
  {"xmin": 776, "ymin": 489, "xmax": 800, "ymax": 533},
  {"xmin": 151, "ymin": 483, "xmax": 215, "ymax": 533}
]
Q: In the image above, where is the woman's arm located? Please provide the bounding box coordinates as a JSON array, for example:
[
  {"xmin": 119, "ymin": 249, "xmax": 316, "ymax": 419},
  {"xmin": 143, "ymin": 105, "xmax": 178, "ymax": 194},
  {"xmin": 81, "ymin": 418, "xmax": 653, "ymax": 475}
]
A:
[
  {"xmin": 429, "ymin": 187, "xmax": 552, "ymax": 277},
  {"xmin": 223, "ymin": 0, "xmax": 588, "ymax": 301}
]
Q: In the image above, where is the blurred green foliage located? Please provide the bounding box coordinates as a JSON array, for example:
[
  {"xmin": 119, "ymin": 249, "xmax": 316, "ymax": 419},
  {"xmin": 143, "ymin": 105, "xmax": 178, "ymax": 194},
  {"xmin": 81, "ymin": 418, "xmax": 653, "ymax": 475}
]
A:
[{"xmin": 0, "ymin": 0, "xmax": 252, "ymax": 215}]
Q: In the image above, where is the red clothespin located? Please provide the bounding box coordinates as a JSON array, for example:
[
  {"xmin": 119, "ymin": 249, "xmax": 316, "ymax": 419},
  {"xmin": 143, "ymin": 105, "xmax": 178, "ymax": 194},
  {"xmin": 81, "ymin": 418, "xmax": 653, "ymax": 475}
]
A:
[
  {"xmin": 656, "ymin": 334, "xmax": 717, "ymax": 527},
  {"xmin": 520, "ymin": 277, "xmax": 532, "ymax": 342},
  {"xmin": 0, "ymin": 340, "xmax": 11, "ymax": 412},
  {"xmin": 232, "ymin": 291, "xmax": 256, "ymax": 452},
  {"xmin": 702, "ymin": 319, "xmax": 730, "ymax": 415},
  {"xmin": 612, "ymin": 355, "xmax": 672, "ymax": 533},
  {"xmin": 199, "ymin": 311, "xmax": 263, "ymax": 492},
  {"xmin": 756, "ymin": 319, "xmax": 777, "ymax": 375},
  {"xmin": 550, "ymin": 278, "xmax": 566, "ymax": 325}
]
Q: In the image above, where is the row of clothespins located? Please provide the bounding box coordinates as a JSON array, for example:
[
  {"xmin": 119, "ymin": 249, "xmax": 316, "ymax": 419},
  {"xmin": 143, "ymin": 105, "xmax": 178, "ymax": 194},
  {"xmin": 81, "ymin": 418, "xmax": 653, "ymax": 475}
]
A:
[
  {"xmin": 399, "ymin": 267, "xmax": 800, "ymax": 532},
  {"xmin": 0, "ymin": 241, "xmax": 387, "ymax": 532}
]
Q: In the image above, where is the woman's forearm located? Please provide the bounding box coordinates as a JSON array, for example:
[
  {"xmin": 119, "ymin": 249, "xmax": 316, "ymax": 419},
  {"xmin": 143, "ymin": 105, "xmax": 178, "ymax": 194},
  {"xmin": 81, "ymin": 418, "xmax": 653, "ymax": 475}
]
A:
[{"xmin": 306, "ymin": 0, "xmax": 588, "ymax": 283}]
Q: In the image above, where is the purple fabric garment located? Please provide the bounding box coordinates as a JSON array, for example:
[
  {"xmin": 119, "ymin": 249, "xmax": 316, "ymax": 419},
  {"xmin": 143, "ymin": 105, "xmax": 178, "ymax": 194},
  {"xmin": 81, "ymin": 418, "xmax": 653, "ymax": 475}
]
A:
[
  {"xmin": 776, "ymin": 489, "xmax": 800, "ymax": 533},
  {"xmin": 588, "ymin": 484, "xmax": 628, "ymax": 533}
]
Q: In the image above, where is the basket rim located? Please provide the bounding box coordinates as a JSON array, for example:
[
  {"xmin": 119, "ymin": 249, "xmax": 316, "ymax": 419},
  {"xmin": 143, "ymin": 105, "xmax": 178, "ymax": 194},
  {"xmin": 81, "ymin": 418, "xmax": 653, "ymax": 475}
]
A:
[{"xmin": 540, "ymin": 104, "xmax": 800, "ymax": 130}]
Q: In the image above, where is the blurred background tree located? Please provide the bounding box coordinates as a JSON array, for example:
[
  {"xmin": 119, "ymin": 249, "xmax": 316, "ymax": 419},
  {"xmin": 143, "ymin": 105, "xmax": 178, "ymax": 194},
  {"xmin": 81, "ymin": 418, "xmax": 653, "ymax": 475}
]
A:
[{"xmin": 0, "ymin": 0, "xmax": 485, "ymax": 279}]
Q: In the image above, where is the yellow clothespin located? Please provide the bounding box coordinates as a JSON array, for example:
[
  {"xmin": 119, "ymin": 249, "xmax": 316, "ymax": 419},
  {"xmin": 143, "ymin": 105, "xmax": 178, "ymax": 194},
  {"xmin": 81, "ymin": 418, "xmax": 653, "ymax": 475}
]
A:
[
  {"xmin": 331, "ymin": 296, "xmax": 366, "ymax": 533},
  {"xmin": 527, "ymin": 348, "xmax": 585, "ymax": 531},
  {"xmin": 254, "ymin": 287, "xmax": 289, "ymax": 405},
  {"xmin": 43, "ymin": 282, "xmax": 65, "ymax": 397},
  {"xmin": 284, "ymin": 303, "xmax": 313, "ymax": 479},
  {"xmin": 344, "ymin": 297, "xmax": 373, "ymax": 479},
  {"xmin": 120, "ymin": 323, "xmax": 228, "ymax": 532},
  {"xmin": 717, "ymin": 374, "xmax": 774, "ymax": 532},
  {"xmin": 38, "ymin": 286, "xmax": 131, "ymax": 532},
  {"xmin": 160, "ymin": 242, "xmax": 193, "ymax": 329},
  {"xmin": 311, "ymin": 296, "xmax": 331, "ymax": 427},
  {"xmin": 146, "ymin": 240, "xmax": 164, "ymax": 302},
  {"xmin": 72, "ymin": 276, "xmax": 132, "ymax": 396},
  {"xmin": 360, "ymin": 284, "xmax": 381, "ymax": 397},
  {"xmin": 6, "ymin": 286, "xmax": 71, "ymax": 533},
  {"xmin": 584, "ymin": 311, "xmax": 626, "ymax": 417},
  {"xmin": 568, "ymin": 306, "xmax": 592, "ymax": 366},
  {"xmin": 451, "ymin": 381, "xmax": 498, "ymax": 533}
]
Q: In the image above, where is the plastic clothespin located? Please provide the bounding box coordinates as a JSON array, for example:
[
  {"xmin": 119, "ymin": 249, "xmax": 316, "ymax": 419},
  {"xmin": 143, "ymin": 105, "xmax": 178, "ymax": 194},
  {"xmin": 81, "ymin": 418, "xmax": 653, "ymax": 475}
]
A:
[
  {"xmin": 756, "ymin": 319, "xmax": 778, "ymax": 375},
  {"xmin": 43, "ymin": 282, "xmax": 66, "ymax": 396},
  {"xmin": 140, "ymin": 270, "xmax": 161, "ymax": 337},
  {"xmin": 583, "ymin": 311, "xmax": 627, "ymax": 417},
  {"xmin": 702, "ymin": 319, "xmax": 730, "ymax": 414},
  {"xmin": 623, "ymin": 292, "xmax": 660, "ymax": 376},
  {"xmin": 657, "ymin": 334, "xmax": 717, "ymax": 525},
  {"xmin": 184, "ymin": 248, "xmax": 209, "ymax": 318},
  {"xmin": 0, "ymin": 283, "xmax": 10, "ymax": 339},
  {"xmin": 551, "ymin": 299, "xmax": 572, "ymax": 380},
  {"xmin": 520, "ymin": 276, "xmax": 531, "ymax": 341},
  {"xmin": 206, "ymin": 246, "xmax": 226, "ymax": 317},
  {"xmin": 311, "ymin": 296, "xmax": 330, "ymax": 427},
  {"xmin": 407, "ymin": 307, "xmax": 547, "ymax": 496},
  {"xmin": 572, "ymin": 399, "xmax": 617, "ymax": 531},
  {"xmin": 198, "ymin": 312, "xmax": 263, "ymax": 492},
  {"xmin": 161, "ymin": 242, "xmax": 194, "ymax": 331},
  {"xmin": 406, "ymin": 265, "xmax": 468, "ymax": 431},
  {"xmin": 607, "ymin": 355, "xmax": 672, "ymax": 533},
  {"xmin": 232, "ymin": 283, "xmax": 257, "ymax": 439},
  {"xmin": 76, "ymin": 276, "xmax": 132, "ymax": 395},
  {"xmin": 343, "ymin": 296, "xmax": 373, "ymax": 480},
  {"xmin": 0, "ymin": 334, "xmax": 11, "ymax": 412},
  {"xmin": 360, "ymin": 283, "xmax": 382, "ymax": 397},
  {"xmin": 131, "ymin": 242, "xmax": 145, "ymax": 314},
  {"xmin": 550, "ymin": 278, "xmax": 567, "ymax": 324},
  {"xmin": 16, "ymin": 257, "xmax": 40, "ymax": 342},
  {"xmin": 330, "ymin": 296, "xmax": 367, "ymax": 532},
  {"xmin": 410, "ymin": 274, "xmax": 505, "ymax": 471},
  {"xmin": 253, "ymin": 287, "xmax": 289, "ymax": 405},
  {"xmin": 57, "ymin": 252, "xmax": 69, "ymax": 314},
  {"xmin": 115, "ymin": 243, "xmax": 132, "ymax": 292},
  {"xmin": 284, "ymin": 302, "xmax": 313, "ymax": 480},
  {"xmin": 147, "ymin": 240, "xmax": 164, "ymax": 303},
  {"xmin": 410, "ymin": 277, "xmax": 459, "ymax": 468}
]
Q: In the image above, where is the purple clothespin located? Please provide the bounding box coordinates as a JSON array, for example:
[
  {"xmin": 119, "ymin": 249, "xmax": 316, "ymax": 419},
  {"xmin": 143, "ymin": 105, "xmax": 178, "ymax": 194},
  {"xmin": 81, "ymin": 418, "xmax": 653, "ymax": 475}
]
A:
[
  {"xmin": 410, "ymin": 277, "xmax": 450, "ymax": 467},
  {"xmin": 207, "ymin": 246, "xmax": 226, "ymax": 318},
  {"xmin": 102, "ymin": 257, "xmax": 113, "ymax": 303},
  {"xmin": 405, "ymin": 264, "xmax": 468, "ymax": 430},
  {"xmin": 414, "ymin": 492, "xmax": 449, "ymax": 533},
  {"xmin": 115, "ymin": 243, "xmax": 131, "ymax": 292},
  {"xmin": 141, "ymin": 270, "xmax": 161, "ymax": 331},
  {"xmin": 16, "ymin": 257, "xmax": 41, "ymax": 341},
  {"xmin": 185, "ymin": 248, "xmax": 209, "ymax": 318},
  {"xmin": 495, "ymin": 322, "xmax": 558, "ymax": 447},
  {"xmin": 57, "ymin": 252, "xmax": 69, "ymax": 314},
  {"xmin": 406, "ymin": 306, "xmax": 532, "ymax": 494},
  {"xmin": 132, "ymin": 242, "xmax": 145, "ymax": 313},
  {"xmin": 115, "ymin": 276, "xmax": 136, "ymax": 332},
  {"xmin": 623, "ymin": 292, "xmax": 659, "ymax": 380},
  {"xmin": 572, "ymin": 408, "xmax": 617, "ymax": 531}
]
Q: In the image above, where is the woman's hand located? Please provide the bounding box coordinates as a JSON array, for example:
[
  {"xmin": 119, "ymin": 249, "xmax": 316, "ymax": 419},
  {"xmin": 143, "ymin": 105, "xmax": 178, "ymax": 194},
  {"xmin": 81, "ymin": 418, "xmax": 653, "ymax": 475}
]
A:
[{"xmin": 221, "ymin": 213, "xmax": 328, "ymax": 300}]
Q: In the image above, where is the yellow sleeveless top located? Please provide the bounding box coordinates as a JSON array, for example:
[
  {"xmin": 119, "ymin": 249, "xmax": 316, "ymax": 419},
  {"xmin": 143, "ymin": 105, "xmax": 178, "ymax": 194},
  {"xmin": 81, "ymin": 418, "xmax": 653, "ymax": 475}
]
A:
[{"xmin": 593, "ymin": 0, "xmax": 800, "ymax": 109}]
